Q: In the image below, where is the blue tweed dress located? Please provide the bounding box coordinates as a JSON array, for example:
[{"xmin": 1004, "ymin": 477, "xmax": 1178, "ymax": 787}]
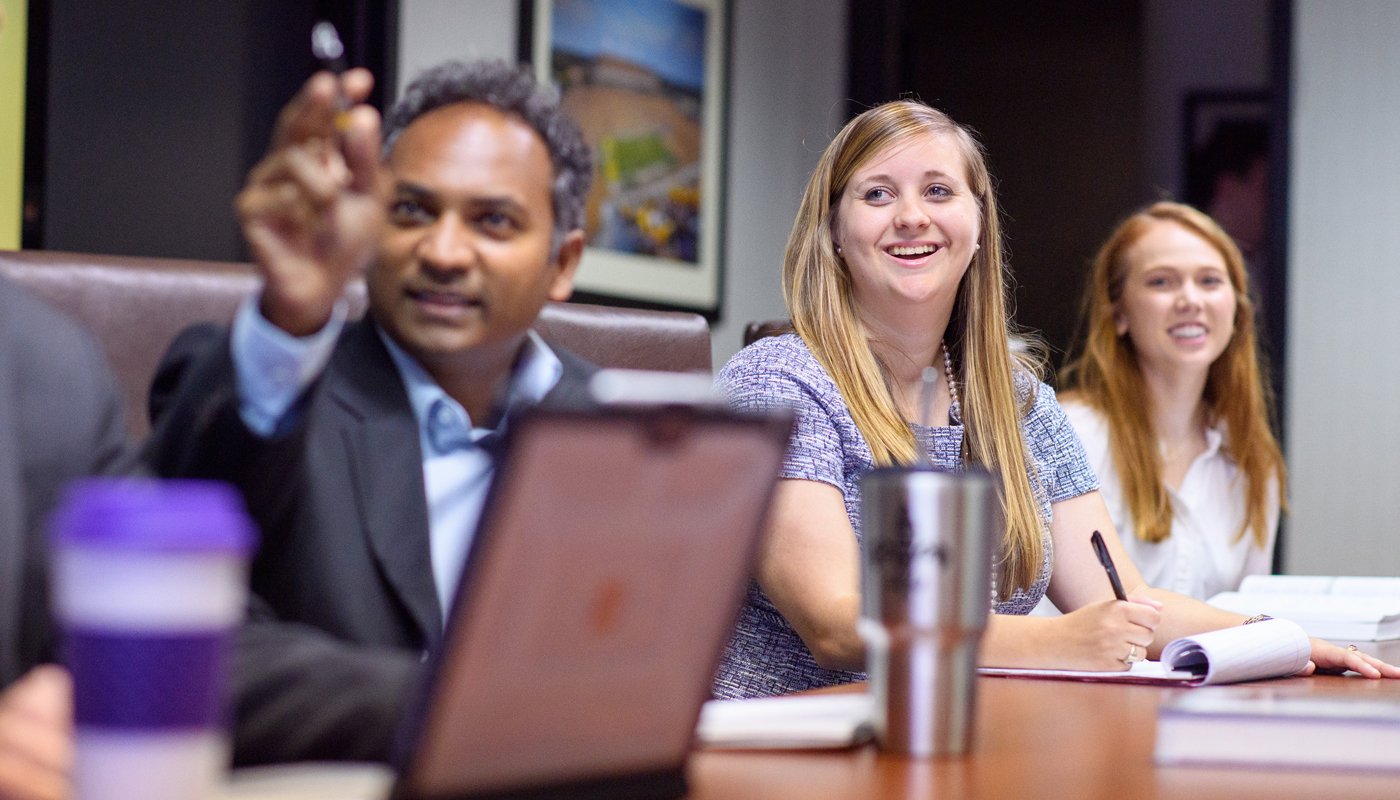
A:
[{"xmin": 712, "ymin": 333, "xmax": 1099, "ymax": 699}]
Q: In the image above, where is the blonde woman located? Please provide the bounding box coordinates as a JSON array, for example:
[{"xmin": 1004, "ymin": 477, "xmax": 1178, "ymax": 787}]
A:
[
  {"xmin": 712, "ymin": 101, "xmax": 1396, "ymax": 699},
  {"xmin": 1059, "ymin": 203, "xmax": 1284, "ymax": 601}
]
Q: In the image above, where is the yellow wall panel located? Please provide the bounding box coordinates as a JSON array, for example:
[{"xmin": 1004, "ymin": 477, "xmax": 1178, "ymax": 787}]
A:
[{"xmin": 0, "ymin": 0, "xmax": 26, "ymax": 250}]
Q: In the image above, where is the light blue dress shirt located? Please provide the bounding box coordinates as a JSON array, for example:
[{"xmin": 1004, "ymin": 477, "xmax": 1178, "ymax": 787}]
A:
[{"xmin": 229, "ymin": 293, "xmax": 564, "ymax": 619}]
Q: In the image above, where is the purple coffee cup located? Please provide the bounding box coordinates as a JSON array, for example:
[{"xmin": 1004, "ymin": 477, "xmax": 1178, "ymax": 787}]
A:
[{"xmin": 50, "ymin": 479, "xmax": 256, "ymax": 800}]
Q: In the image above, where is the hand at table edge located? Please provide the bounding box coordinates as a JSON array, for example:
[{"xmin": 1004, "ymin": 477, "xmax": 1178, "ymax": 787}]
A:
[{"xmin": 1304, "ymin": 638, "xmax": 1400, "ymax": 679}]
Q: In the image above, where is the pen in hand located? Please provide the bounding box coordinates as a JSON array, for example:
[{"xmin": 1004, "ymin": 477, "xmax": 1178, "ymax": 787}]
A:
[
  {"xmin": 1089, "ymin": 530, "xmax": 1128, "ymax": 602},
  {"xmin": 311, "ymin": 20, "xmax": 353, "ymax": 132}
]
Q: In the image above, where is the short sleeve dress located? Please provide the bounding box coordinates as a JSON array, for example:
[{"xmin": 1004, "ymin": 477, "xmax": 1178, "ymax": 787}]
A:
[{"xmin": 712, "ymin": 333, "xmax": 1099, "ymax": 699}]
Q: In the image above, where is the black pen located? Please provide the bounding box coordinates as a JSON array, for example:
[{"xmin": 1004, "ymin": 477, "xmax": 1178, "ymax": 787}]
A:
[{"xmin": 1089, "ymin": 530, "xmax": 1128, "ymax": 601}]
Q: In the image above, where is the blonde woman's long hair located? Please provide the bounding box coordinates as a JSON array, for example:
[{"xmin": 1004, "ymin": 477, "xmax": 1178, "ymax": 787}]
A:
[
  {"xmin": 784, "ymin": 100, "xmax": 1045, "ymax": 600},
  {"xmin": 1060, "ymin": 201, "xmax": 1287, "ymax": 547}
]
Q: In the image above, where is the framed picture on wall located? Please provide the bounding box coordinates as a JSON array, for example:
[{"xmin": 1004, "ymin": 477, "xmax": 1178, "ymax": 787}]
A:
[
  {"xmin": 1182, "ymin": 90, "xmax": 1270, "ymax": 219},
  {"xmin": 1181, "ymin": 88, "xmax": 1287, "ymax": 489},
  {"xmin": 1181, "ymin": 89, "xmax": 1278, "ymax": 344},
  {"xmin": 520, "ymin": 0, "xmax": 730, "ymax": 318}
]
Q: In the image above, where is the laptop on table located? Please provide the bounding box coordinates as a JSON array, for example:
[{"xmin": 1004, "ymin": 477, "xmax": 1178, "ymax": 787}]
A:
[{"xmin": 391, "ymin": 380, "xmax": 792, "ymax": 800}]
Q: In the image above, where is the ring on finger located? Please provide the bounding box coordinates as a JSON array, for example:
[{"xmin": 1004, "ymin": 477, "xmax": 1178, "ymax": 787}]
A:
[
  {"xmin": 1123, "ymin": 643, "xmax": 1144, "ymax": 664},
  {"xmin": 1347, "ymin": 644, "xmax": 1359, "ymax": 652}
]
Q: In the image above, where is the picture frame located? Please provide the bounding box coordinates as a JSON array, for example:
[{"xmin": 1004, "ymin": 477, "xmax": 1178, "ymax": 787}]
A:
[
  {"xmin": 1182, "ymin": 90, "xmax": 1270, "ymax": 211},
  {"xmin": 1180, "ymin": 88, "xmax": 1287, "ymax": 471},
  {"xmin": 1181, "ymin": 88, "xmax": 1277, "ymax": 322},
  {"xmin": 520, "ymin": 0, "xmax": 730, "ymax": 319}
]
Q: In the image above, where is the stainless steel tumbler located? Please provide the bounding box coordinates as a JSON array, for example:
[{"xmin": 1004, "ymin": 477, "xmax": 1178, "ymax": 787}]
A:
[{"xmin": 858, "ymin": 468, "xmax": 1000, "ymax": 757}]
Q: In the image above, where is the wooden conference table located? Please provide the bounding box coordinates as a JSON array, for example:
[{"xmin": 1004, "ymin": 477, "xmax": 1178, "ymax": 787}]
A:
[
  {"xmin": 224, "ymin": 674, "xmax": 1400, "ymax": 800},
  {"xmin": 686, "ymin": 675, "xmax": 1400, "ymax": 800}
]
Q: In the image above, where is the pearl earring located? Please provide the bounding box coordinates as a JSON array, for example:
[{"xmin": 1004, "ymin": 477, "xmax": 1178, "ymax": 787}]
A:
[{"xmin": 835, "ymin": 244, "xmax": 843, "ymax": 256}]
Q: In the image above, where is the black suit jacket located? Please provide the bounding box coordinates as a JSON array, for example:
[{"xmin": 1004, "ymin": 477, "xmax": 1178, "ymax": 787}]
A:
[
  {"xmin": 0, "ymin": 277, "xmax": 132, "ymax": 687},
  {"xmin": 145, "ymin": 318, "xmax": 598, "ymax": 764}
]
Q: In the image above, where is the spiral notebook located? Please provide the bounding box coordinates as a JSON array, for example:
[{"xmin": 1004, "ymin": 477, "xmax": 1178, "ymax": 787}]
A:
[{"xmin": 980, "ymin": 618, "xmax": 1312, "ymax": 686}]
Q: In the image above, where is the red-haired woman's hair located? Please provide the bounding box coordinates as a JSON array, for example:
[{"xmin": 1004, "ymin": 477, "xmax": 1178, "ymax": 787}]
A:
[{"xmin": 1060, "ymin": 201, "xmax": 1286, "ymax": 547}]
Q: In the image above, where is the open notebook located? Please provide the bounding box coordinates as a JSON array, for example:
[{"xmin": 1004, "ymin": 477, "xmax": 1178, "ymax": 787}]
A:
[
  {"xmin": 980, "ymin": 618, "xmax": 1312, "ymax": 686},
  {"xmin": 698, "ymin": 620, "xmax": 1313, "ymax": 750}
]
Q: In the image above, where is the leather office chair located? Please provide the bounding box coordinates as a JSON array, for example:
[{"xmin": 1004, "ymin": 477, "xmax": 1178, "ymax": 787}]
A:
[
  {"xmin": 0, "ymin": 250, "xmax": 712, "ymax": 437},
  {"xmin": 743, "ymin": 320, "xmax": 792, "ymax": 347}
]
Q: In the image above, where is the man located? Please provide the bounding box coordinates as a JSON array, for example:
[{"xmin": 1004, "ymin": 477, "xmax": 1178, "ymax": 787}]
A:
[
  {"xmin": 146, "ymin": 60, "xmax": 595, "ymax": 763},
  {"xmin": 0, "ymin": 276, "xmax": 133, "ymax": 800}
]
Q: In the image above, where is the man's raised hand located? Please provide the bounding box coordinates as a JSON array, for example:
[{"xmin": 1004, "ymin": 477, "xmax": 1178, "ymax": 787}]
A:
[{"xmin": 236, "ymin": 69, "xmax": 386, "ymax": 336}]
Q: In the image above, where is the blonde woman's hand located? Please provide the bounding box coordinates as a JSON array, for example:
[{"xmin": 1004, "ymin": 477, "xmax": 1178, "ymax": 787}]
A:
[
  {"xmin": 1302, "ymin": 638, "xmax": 1400, "ymax": 679},
  {"xmin": 1054, "ymin": 590, "xmax": 1162, "ymax": 671}
]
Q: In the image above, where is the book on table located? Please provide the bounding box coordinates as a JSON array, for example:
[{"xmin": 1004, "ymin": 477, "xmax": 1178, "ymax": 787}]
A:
[
  {"xmin": 980, "ymin": 618, "xmax": 1312, "ymax": 686},
  {"xmin": 1155, "ymin": 684, "xmax": 1400, "ymax": 770},
  {"xmin": 1207, "ymin": 575, "xmax": 1400, "ymax": 658}
]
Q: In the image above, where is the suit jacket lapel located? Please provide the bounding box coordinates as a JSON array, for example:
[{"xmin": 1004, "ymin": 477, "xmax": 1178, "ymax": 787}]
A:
[
  {"xmin": 320, "ymin": 330, "xmax": 597, "ymax": 647},
  {"xmin": 0, "ymin": 312, "xmax": 25, "ymax": 685},
  {"xmin": 327, "ymin": 322, "xmax": 442, "ymax": 645},
  {"xmin": 538, "ymin": 342, "xmax": 599, "ymax": 411}
]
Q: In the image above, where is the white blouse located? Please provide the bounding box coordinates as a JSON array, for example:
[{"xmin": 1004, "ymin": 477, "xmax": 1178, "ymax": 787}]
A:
[{"xmin": 1061, "ymin": 401, "xmax": 1279, "ymax": 602}]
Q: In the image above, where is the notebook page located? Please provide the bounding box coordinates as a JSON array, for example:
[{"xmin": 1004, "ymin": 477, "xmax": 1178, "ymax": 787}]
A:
[{"xmin": 1160, "ymin": 618, "xmax": 1311, "ymax": 685}]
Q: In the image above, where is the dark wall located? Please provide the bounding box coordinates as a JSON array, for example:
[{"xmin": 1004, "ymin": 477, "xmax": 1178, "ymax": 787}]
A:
[
  {"xmin": 44, "ymin": 0, "xmax": 248, "ymax": 260},
  {"xmin": 33, "ymin": 0, "xmax": 396, "ymax": 262},
  {"xmin": 849, "ymin": 0, "xmax": 1145, "ymax": 367}
]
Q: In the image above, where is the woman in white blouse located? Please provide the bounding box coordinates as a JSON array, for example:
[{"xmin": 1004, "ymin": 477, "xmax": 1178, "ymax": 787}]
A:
[{"xmin": 1057, "ymin": 202, "xmax": 1286, "ymax": 601}]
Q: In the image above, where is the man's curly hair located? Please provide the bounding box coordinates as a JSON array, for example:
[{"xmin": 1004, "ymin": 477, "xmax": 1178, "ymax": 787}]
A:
[{"xmin": 383, "ymin": 60, "xmax": 593, "ymax": 250}]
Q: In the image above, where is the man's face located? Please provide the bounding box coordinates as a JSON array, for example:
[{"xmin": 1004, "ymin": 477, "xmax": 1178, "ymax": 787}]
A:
[{"xmin": 368, "ymin": 102, "xmax": 579, "ymax": 366}]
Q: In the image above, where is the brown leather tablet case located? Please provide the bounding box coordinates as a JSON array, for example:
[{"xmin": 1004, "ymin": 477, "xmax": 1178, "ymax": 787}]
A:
[{"xmin": 394, "ymin": 405, "xmax": 792, "ymax": 800}]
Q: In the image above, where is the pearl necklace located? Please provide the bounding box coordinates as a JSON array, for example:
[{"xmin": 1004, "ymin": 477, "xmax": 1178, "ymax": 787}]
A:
[{"xmin": 942, "ymin": 341, "xmax": 961, "ymax": 424}]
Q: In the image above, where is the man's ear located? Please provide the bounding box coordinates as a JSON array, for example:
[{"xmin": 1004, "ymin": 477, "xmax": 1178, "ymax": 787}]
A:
[{"xmin": 548, "ymin": 229, "xmax": 586, "ymax": 302}]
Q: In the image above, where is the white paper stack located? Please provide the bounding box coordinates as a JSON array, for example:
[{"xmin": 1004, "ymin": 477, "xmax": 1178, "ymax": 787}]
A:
[
  {"xmin": 695, "ymin": 693, "xmax": 876, "ymax": 749},
  {"xmin": 220, "ymin": 763, "xmax": 393, "ymax": 800},
  {"xmin": 1207, "ymin": 575, "xmax": 1400, "ymax": 659}
]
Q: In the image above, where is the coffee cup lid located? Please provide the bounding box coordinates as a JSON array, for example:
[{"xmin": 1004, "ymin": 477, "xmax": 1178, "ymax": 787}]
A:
[{"xmin": 52, "ymin": 479, "xmax": 258, "ymax": 554}]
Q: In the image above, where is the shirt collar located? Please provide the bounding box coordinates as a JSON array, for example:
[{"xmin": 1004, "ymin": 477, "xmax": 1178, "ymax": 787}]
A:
[
  {"xmin": 376, "ymin": 326, "xmax": 564, "ymax": 454},
  {"xmin": 1160, "ymin": 423, "xmax": 1227, "ymax": 502},
  {"xmin": 1157, "ymin": 423, "xmax": 1227, "ymax": 462}
]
